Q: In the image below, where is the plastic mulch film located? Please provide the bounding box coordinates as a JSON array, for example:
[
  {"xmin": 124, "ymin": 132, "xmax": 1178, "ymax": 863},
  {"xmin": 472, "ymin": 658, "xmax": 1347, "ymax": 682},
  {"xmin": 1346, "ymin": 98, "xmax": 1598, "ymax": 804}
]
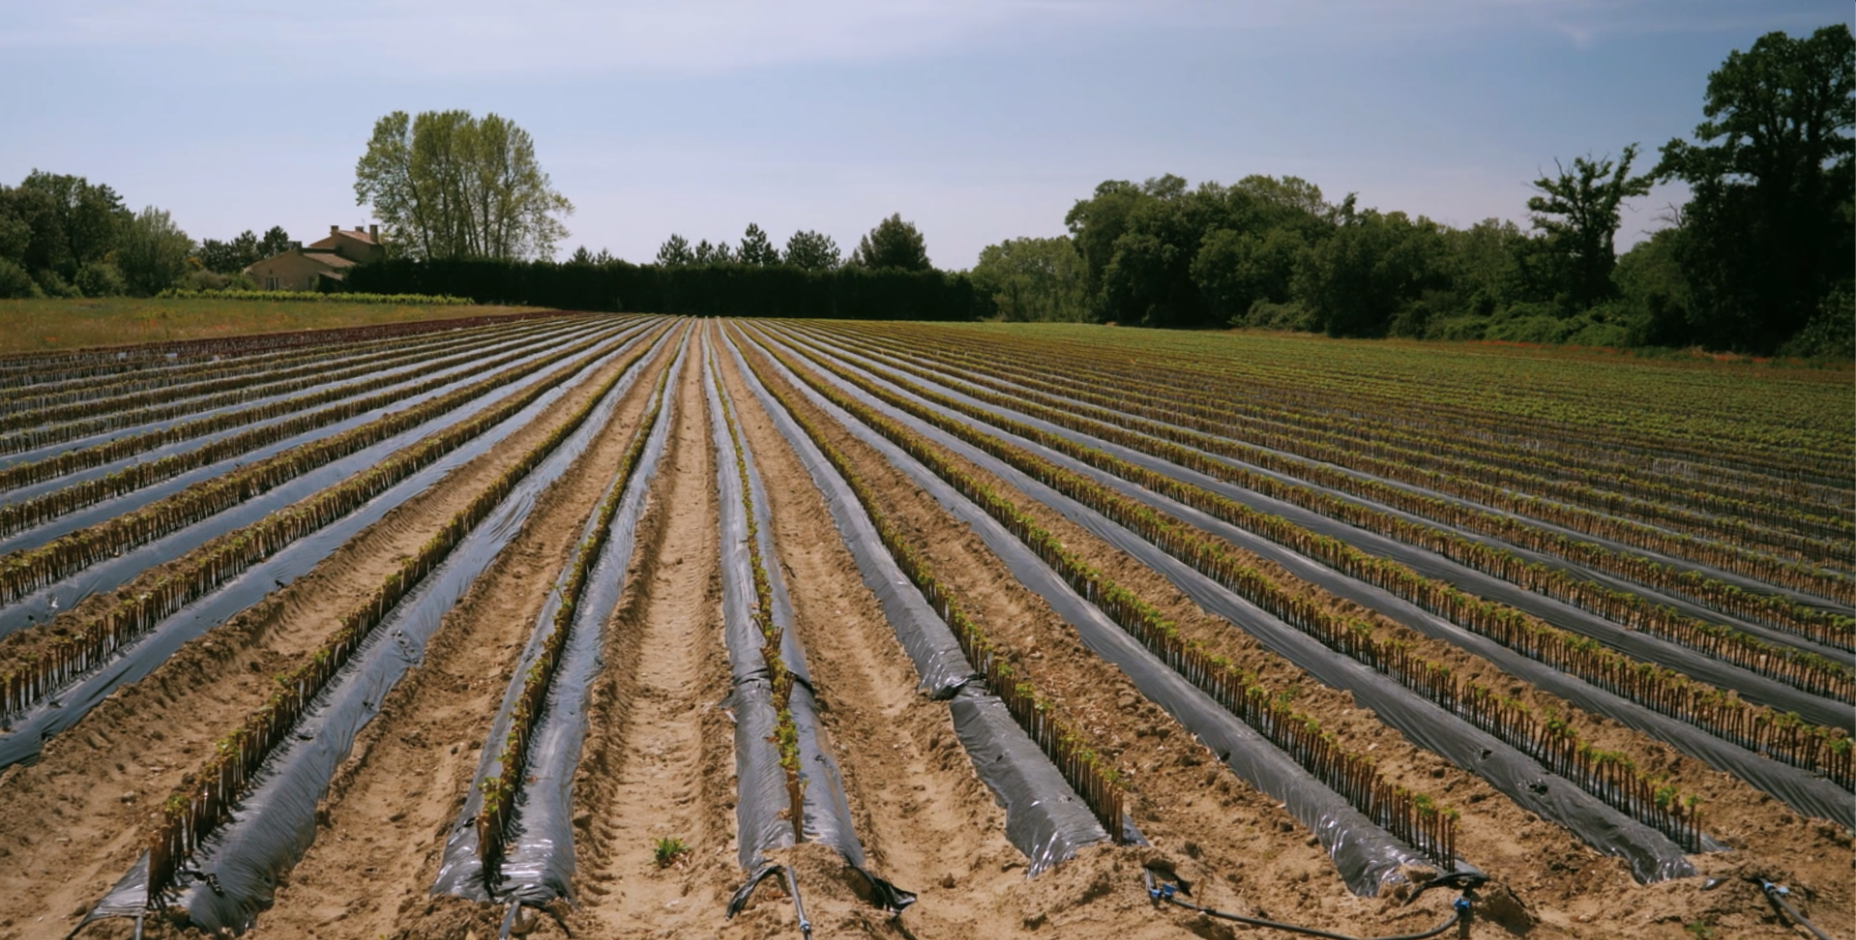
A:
[
  {"xmin": 747, "ymin": 334, "xmax": 1462, "ymax": 898},
  {"xmin": 779, "ymin": 328, "xmax": 1856, "ymax": 831},
  {"xmin": 87, "ymin": 328, "xmax": 654, "ymax": 935},
  {"xmin": 702, "ymin": 338, "xmax": 913, "ymax": 914},
  {"xmin": 723, "ymin": 330, "xmax": 1113, "ymax": 875},
  {"xmin": 0, "ymin": 327, "xmax": 654, "ymax": 772},
  {"xmin": 794, "ymin": 332, "xmax": 1852, "ymax": 727},
  {"xmin": 432, "ymin": 330, "xmax": 685, "ymax": 903},
  {"xmin": 775, "ymin": 332, "xmax": 1723, "ymax": 883}
]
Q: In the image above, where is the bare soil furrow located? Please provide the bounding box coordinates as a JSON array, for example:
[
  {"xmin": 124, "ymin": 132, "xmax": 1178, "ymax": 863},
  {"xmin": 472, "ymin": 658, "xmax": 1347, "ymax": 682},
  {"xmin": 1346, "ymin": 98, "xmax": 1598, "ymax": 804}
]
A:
[{"xmin": 0, "ymin": 331, "xmax": 659, "ymax": 940}]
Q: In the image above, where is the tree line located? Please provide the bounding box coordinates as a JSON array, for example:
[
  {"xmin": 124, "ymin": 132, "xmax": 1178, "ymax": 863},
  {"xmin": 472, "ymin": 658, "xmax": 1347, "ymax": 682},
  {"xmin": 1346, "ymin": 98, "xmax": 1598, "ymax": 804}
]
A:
[
  {"xmin": 970, "ymin": 25, "xmax": 1852, "ymax": 357},
  {"xmin": 0, "ymin": 170, "xmax": 302, "ymax": 299}
]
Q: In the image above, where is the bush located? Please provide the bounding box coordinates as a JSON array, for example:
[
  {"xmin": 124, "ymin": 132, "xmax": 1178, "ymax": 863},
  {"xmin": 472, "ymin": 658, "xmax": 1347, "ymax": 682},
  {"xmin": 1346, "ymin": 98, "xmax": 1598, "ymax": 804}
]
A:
[
  {"xmin": 153, "ymin": 288, "xmax": 473, "ymax": 305},
  {"xmin": 74, "ymin": 261, "xmax": 127, "ymax": 298},
  {"xmin": 184, "ymin": 269, "xmax": 231, "ymax": 292},
  {"xmin": 33, "ymin": 268, "xmax": 81, "ymax": 298},
  {"xmin": 1237, "ymin": 299, "xmax": 1315, "ymax": 331},
  {"xmin": 1423, "ymin": 316, "xmax": 1488, "ymax": 341},
  {"xmin": 0, "ymin": 259, "xmax": 43, "ymax": 299},
  {"xmin": 1777, "ymin": 281, "xmax": 1855, "ymax": 361}
]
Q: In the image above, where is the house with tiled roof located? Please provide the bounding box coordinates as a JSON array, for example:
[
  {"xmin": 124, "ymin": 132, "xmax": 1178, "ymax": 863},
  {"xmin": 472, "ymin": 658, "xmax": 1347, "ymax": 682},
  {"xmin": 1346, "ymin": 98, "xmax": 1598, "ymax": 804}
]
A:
[{"xmin": 244, "ymin": 224, "xmax": 385, "ymax": 291}]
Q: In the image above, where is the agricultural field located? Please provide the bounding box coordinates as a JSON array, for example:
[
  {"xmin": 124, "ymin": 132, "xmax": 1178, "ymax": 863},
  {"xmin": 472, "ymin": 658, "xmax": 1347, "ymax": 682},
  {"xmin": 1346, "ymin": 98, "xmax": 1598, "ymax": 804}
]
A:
[{"xmin": 0, "ymin": 311, "xmax": 1848, "ymax": 940}]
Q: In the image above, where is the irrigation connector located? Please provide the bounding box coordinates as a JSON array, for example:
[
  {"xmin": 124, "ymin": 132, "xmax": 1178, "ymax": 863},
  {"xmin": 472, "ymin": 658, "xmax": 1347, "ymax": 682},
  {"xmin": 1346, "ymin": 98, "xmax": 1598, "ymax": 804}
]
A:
[
  {"xmin": 1143, "ymin": 868, "xmax": 1484, "ymax": 940},
  {"xmin": 725, "ymin": 864, "xmax": 818, "ymax": 939},
  {"xmin": 1754, "ymin": 877, "xmax": 1838, "ymax": 940}
]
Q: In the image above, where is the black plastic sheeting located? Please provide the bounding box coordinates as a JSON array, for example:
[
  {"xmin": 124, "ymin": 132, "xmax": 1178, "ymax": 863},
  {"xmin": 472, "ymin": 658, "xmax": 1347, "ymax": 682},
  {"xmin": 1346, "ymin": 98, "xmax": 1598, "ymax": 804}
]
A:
[
  {"xmin": 0, "ymin": 318, "xmax": 613, "ymax": 502},
  {"xmin": 1, "ymin": 321, "xmax": 558, "ymax": 469},
  {"xmin": 0, "ymin": 330, "xmax": 660, "ymax": 772},
  {"xmin": 701, "ymin": 336, "xmax": 913, "ymax": 913},
  {"xmin": 0, "ymin": 319, "xmax": 617, "ymax": 556},
  {"xmin": 769, "ymin": 329, "xmax": 1856, "ymax": 831},
  {"xmin": 0, "ymin": 322, "xmax": 645, "ymax": 639},
  {"xmin": 787, "ymin": 332, "xmax": 1854, "ymax": 726},
  {"xmin": 84, "ymin": 326, "xmax": 658, "ymax": 935},
  {"xmin": 800, "ymin": 328, "xmax": 1851, "ymax": 621},
  {"xmin": 755, "ymin": 332, "xmax": 1712, "ymax": 881},
  {"xmin": 432, "ymin": 327, "xmax": 686, "ymax": 903},
  {"xmin": 744, "ymin": 331, "xmax": 1468, "ymax": 898},
  {"xmin": 721, "ymin": 330, "xmax": 1115, "ymax": 875},
  {"xmin": 889, "ymin": 354, "xmax": 1855, "ymax": 664}
]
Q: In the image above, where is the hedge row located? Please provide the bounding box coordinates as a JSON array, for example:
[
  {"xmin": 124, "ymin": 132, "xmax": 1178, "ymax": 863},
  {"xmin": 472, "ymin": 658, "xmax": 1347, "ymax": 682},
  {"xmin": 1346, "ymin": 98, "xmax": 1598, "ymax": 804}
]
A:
[{"xmin": 343, "ymin": 258, "xmax": 983, "ymax": 321}]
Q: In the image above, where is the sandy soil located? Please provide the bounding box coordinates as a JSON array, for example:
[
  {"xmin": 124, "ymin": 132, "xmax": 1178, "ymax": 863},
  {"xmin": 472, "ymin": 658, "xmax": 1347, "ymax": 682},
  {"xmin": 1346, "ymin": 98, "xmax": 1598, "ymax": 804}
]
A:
[
  {"xmin": 0, "ymin": 326, "xmax": 662, "ymax": 940},
  {"xmin": 0, "ymin": 317, "xmax": 1847, "ymax": 940}
]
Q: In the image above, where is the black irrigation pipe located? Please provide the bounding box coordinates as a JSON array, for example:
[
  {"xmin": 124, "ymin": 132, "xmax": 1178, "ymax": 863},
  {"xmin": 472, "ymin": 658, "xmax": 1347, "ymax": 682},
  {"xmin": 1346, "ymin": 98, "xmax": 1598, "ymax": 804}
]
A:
[
  {"xmin": 0, "ymin": 321, "xmax": 642, "ymax": 636},
  {"xmin": 758, "ymin": 329, "xmax": 1856, "ymax": 831},
  {"xmin": 1756, "ymin": 879, "xmax": 1842, "ymax": 940},
  {"xmin": 781, "ymin": 330, "xmax": 1854, "ymax": 732},
  {"xmin": 703, "ymin": 332, "xmax": 914, "ymax": 923},
  {"xmin": 749, "ymin": 326, "xmax": 1715, "ymax": 882},
  {"xmin": 77, "ymin": 314, "xmax": 658, "ymax": 936},
  {"xmin": 721, "ymin": 327, "xmax": 1121, "ymax": 873},
  {"xmin": 744, "ymin": 330, "xmax": 1472, "ymax": 898},
  {"xmin": 432, "ymin": 324, "xmax": 686, "ymax": 903},
  {"xmin": 806, "ymin": 326, "xmax": 1856, "ymax": 656},
  {"xmin": 0, "ymin": 328, "xmax": 667, "ymax": 771},
  {"xmin": 1144, "ymin": 869, "xmax": 1474, "ymax": 940}
]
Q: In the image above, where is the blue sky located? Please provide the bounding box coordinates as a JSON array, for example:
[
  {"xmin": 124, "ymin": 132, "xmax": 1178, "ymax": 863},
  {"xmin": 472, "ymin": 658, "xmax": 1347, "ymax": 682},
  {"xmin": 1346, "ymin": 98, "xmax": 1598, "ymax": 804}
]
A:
[{"xmin": 1, "ymin": 1, "xmax": 1845, "ymax": 267}]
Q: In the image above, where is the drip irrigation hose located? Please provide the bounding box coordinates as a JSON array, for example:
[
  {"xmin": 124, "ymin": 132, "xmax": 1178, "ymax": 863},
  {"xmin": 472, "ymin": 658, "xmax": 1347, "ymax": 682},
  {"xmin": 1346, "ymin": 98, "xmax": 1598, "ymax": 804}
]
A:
[
  {"xmin": 1757, "ymin": 878, "xmax": 1838, "ymax": 940},
  {"xmin": 1144, "ymin": 869, "xmax": 1474, "ymax": 940},
  {"xmin": 784, "ymin": 864, "xmax": 814, "ymax": 939}
]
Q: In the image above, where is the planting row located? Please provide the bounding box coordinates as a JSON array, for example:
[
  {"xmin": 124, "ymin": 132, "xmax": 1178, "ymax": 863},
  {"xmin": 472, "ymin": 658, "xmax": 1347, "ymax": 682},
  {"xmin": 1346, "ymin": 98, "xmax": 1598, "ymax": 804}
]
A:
[
  {"xmin": 820, "ymin": 326, "xmax": 1850, "ymax": 564},
  {"xmin": 787, "ymin": 327, "xmax": 1856, "ymax": 678},
  {"xmin": 809, "ymin": 325, "xmax": 1853, "ymax": 624},
  {"xmin": 740, "ymin": 330, "xmax": 1465, "ymax": 871},
  {"xmin": 138, "ymin": 313, "xmax": 660, "ymax": 917},
  {"xmin": 0, "ymin": 326, "xmax": 663, "ymax": 722},
  {"xmin": 0, "ymin": 317, "xmax": 568, "ymax": 454},
  {"xmin": 0, "ymin": 321, "xmax": 629, "ymax": 566},
  {"xmin": 761, "ymin": 327, "xmax": 1853, "ymax": 794}
]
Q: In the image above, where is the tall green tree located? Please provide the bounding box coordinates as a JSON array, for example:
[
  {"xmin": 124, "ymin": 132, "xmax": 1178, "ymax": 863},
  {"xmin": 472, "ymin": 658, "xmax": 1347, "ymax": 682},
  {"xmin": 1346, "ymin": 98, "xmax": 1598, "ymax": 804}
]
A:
[
  {"xmin": 354, "ymin": 110, "xmax": 573, "ymax": 261},
  {"xmin": 198, "ymin": 226, "xmax": 292, "ymax": 273},
  {"xmin": 784, "ymin": 229, "xmax": 841, "ymax": 271},
  {"xmin": 1192, "ymin": 227, "xmax": 1306, "ymax": 323},
  {"xmin": 1656, "ymin": 24, "xmax": 1854, "ymax": 352},
  {"xmin": 849, "ymin": 213, "xmax": 931, "ymax": 271},
  {"xmin": 0, "ymin": 172, "xmax": 130, "ymax": 280},
  {"xmin": 114, "ymin": 206, "xmax": 194, "ymax": 296},
  {"xmin": 971, "ymin": 236, "xmax": 1089, "ymax": 322},
  {"xmin": 1526, "ymin": 145, "xmax": 1653, "ymax": 310},
  {"xmin": 738, "ymin": 223, "xmax": 780, "ymax": 265},
  {"xmin": 656, "ymin": 234, "xmax": 694, "ymax": 266},
  {"xmin": 1293, "ymin": 208, "xmax": 1449, "ymax": 338}
]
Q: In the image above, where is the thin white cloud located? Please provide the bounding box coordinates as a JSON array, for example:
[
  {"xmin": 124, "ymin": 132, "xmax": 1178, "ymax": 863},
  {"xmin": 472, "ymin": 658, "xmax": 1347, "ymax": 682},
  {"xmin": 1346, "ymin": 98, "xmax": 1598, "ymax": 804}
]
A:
[{"xmin": 6, "ymin": 0, "xmax": 1819, "ymax": 74}]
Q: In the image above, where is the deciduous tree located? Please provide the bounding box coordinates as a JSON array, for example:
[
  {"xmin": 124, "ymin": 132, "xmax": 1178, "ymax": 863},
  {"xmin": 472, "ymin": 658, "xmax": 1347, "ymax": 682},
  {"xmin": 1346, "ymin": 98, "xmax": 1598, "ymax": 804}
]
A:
[
  {"xmin": 1656, "ymin": 24, "xmax": 1854, "ymax": 352},
  {"xmin": 849, "ymin": 213, "xmax": 931, "ymax": 271},
  {"xmin": 354, "ymin": 110, "xmax": 573, "ymax": 262},
  {"xmin": 1526, "ymin": 145, "xmax": 1652, "ymax": 309},
  {"xmin": 783, "ymin": 229, "xmax": 840, "ymax": 271}
]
